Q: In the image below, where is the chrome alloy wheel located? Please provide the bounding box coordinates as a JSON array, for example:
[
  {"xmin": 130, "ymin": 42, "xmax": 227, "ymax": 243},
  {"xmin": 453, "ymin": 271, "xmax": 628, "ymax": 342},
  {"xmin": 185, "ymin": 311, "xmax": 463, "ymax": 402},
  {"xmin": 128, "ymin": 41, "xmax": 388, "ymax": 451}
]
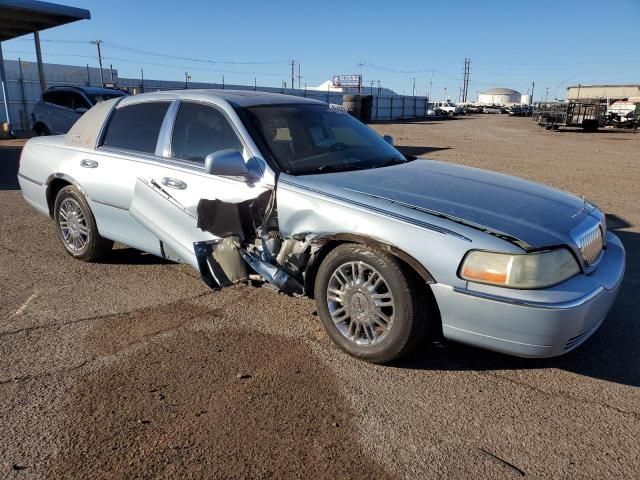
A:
[
  {"xmin": 58, "ymin": 198, "xmax": 89, "ymax": 252},
  {"xmin": 326, "ymin": 261, "xmax": 395, "ymax": 346}
]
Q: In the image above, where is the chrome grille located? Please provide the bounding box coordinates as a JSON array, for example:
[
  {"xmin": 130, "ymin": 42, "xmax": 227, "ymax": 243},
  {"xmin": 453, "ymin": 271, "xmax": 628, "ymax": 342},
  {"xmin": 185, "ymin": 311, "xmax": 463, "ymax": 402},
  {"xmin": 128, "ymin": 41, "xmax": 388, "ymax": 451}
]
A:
[{"xmin": 576, "ymin": 225, "xmax": 604, "ymax": 266}]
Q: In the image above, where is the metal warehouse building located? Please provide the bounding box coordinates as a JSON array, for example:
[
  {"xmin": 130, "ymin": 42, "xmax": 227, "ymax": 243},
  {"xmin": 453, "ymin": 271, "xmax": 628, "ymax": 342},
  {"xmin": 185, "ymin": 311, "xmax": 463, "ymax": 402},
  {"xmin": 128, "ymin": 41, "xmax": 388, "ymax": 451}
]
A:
[
  {"xmin": 477, "ymin": 87, "xmax": 521, "ymax": 105},
  {"xmin": 567, "ymin": 84, "xmax": 640, "ymax": 102}
]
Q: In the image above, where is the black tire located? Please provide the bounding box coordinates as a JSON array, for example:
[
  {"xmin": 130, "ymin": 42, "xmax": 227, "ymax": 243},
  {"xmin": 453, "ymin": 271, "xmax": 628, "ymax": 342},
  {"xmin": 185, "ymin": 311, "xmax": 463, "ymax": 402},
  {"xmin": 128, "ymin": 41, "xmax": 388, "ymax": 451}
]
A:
[
  {"xmin": 34, "ymin": 123, "xmax": 50, "ymax": 136},
  {"xmin": 53, "ymin": 185, "xmax": 113, "ymax": 262},
  {"xmin": 314, "ymin": 243, "xmax": 428, "ymax": 364},
  {"xmin": 582, "ymin": 120, "xmax": 598, "ymax": 132}
]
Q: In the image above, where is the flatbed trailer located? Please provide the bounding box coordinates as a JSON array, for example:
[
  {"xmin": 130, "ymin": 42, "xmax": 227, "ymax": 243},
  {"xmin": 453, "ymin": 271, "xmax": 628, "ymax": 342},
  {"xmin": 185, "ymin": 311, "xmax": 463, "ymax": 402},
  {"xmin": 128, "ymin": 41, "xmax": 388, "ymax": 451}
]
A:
[{"xmin": 533, "ymin": 101, "xmax": 607, "ymax": 132}]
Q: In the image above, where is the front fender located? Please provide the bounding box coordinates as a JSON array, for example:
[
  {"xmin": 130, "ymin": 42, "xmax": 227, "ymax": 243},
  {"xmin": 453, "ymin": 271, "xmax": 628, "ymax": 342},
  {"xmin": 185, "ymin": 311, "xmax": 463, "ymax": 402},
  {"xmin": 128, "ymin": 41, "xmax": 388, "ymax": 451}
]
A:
[{"xmin": 307, "ymin": 232, "xmax": 435, "ymax": 284}]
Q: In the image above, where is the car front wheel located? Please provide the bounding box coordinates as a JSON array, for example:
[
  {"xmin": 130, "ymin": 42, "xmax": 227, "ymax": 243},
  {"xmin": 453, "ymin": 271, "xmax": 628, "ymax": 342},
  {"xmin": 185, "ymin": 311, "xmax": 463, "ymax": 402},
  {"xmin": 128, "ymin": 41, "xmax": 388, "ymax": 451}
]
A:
[
  {"xmin": 314, "ymin": 243, "xmax": 428, "ymax": 364},
  {"xmin": 54, "ymin": 185, "xmax": 113, "ymax": 262}
]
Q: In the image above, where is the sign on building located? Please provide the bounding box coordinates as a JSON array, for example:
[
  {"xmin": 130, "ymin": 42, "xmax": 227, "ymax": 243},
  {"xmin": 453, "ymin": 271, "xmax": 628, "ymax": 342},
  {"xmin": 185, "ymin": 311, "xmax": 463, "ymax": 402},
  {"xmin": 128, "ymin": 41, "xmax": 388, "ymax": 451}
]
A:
[{"xmin": 332, "ymin": 74, "xmax": 361, "ymax": 88}]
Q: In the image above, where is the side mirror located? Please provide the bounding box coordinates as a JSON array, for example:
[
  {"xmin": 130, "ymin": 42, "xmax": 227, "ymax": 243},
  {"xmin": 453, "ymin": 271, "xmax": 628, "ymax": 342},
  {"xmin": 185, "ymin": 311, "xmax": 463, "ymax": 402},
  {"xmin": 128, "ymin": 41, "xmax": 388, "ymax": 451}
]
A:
[
  {"xmin": 75, "ymin": 107, "xmax": 88, "ymax": 114},
  {"xmin": 204, "ymin": 149, "xmax": 249, "ymax": 177},
  {"xmin": 383, "ymin": 135, "xmax": 394, "ymax": 146}
]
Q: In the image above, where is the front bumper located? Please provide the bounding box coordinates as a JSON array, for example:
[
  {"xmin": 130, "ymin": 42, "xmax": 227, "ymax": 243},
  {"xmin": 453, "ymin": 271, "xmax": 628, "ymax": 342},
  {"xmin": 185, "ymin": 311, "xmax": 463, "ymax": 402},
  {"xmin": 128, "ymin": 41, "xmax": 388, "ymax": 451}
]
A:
[{"xmin": 432, "ymin": 232, "xmax": 625, "ymax": 358}]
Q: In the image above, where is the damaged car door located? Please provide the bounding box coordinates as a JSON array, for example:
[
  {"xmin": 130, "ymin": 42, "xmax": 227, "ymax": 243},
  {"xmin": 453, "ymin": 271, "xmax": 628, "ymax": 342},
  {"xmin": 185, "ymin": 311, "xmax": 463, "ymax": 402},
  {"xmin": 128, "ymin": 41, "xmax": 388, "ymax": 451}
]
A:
[{"xmin": 129, "ymin": 101, "xmax": 270, "ymax": 284}]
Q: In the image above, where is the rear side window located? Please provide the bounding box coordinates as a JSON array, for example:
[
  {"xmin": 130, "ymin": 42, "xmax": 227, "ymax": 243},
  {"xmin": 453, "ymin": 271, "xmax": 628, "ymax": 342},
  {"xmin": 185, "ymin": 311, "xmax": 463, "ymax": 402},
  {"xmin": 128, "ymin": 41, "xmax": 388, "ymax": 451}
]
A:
[
  {"xmin": 43, "ymin": 91, "xmax": 72, "ymax": 109},
  {"xmin": 102, "ymin": 102, "xmax": 170, "ymax": 154},
  {"xmin": 171, "ymin": 102, "xmax": 243, "ymax": 164}
]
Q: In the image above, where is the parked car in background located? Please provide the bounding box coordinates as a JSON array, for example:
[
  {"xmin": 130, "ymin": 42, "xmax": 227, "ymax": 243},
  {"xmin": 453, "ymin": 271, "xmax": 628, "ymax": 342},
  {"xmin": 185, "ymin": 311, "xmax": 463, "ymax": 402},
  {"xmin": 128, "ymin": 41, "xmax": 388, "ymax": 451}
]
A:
[
  {"xmin": 465, "ymin": 104, "xmax": 484, "ymax": 113},
  {"xmin": 18, "ymin": 90, "xmax": 624, "ymax": 364},
  {"xmin": 433, "ymin": 101, "xmax": 463, "ymax": 116},
  {"xmin": 31, "ymin": 86, "xmax": 129, "ymax": 135},
  {"xmin": 482, "ymin": 105, "xmax": 505, "ymax": 114}
]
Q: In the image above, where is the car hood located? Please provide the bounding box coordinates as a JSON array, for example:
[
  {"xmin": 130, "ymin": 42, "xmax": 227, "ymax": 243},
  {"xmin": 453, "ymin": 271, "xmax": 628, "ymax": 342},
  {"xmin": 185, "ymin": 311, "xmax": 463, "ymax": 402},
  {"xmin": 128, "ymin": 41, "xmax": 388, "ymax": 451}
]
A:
[{"xmin": 286, "ymin": 159, "xmax": 600, "ymax": 249}]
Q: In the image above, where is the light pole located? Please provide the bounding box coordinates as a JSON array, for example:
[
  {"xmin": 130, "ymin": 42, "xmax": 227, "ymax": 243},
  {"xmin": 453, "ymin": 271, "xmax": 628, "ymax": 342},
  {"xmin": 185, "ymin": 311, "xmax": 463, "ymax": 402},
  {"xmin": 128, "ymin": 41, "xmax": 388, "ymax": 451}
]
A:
[{"xmin": 184, "ymin": 72, "xmax": 191, "ymax": 89}]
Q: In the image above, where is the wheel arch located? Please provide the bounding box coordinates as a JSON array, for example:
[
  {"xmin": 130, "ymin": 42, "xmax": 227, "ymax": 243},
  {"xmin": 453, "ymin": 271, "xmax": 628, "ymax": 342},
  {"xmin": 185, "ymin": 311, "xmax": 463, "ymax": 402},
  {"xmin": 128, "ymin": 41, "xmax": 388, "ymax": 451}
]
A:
[
  {"xmin": 303, "ymin": 233, "xmax": 443, "ymax": 340},
  {"xmin": 45, "ymin": 173, "xmax": 87, "ymax": 218},
  {"xmin": 32, "ymin": 120, "xmax": 51, "ymax": 134},
  {"xmin": 303, "ymin": 233, "xmax": 436, "ymax": 298}
]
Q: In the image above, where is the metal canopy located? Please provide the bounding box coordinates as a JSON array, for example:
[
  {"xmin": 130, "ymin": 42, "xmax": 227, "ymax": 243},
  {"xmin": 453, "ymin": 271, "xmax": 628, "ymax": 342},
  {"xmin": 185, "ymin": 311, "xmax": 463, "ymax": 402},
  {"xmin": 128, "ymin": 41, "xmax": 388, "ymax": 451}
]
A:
[{"xmin": 0, "ymin": 0, "xmax": 90, "ymax": 42}]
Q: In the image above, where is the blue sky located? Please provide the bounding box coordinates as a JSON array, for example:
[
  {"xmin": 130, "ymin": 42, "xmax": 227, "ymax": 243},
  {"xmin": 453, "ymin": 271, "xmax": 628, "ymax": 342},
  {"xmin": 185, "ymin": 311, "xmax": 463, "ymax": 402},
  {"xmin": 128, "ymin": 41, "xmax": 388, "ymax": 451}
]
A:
[{"xmin": 3, "ymin": 0, "xmax": 639, "ymax": 100}]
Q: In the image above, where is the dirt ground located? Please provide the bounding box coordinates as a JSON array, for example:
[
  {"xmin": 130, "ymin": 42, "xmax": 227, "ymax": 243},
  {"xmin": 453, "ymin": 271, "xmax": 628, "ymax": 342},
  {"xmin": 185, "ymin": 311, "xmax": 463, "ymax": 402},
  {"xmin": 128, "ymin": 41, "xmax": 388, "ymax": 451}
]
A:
[{"xmin": 1, "ymin": 115, "xmax": 639, "ymax": 479}]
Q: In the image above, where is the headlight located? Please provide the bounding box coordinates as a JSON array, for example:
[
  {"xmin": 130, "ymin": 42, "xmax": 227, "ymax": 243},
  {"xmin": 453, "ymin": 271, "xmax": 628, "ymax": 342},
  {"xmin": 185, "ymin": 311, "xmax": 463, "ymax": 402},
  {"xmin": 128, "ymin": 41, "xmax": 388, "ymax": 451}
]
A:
[{"xmin": 459, "ymin": 248, "xmax": 580, "ymax": 289}]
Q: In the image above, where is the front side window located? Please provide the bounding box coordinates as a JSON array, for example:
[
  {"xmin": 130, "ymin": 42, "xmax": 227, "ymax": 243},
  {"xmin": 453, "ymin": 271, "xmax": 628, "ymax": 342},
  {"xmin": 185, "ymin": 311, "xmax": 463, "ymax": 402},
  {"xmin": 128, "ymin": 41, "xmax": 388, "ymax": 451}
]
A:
[
  {"xmin": 171, "ymin": 102, "xmax": 243, "ymax": 164},
  {"xmin": 70, "ymin": 93, "xmax": 91, "ymax": 110},
  {"xmin": 243, "ymin": 104, "xmax": 407, "ymax": 175},
  {"xmin": 102, "ymin": 102, "xmax": 170, "ymax": 154}
]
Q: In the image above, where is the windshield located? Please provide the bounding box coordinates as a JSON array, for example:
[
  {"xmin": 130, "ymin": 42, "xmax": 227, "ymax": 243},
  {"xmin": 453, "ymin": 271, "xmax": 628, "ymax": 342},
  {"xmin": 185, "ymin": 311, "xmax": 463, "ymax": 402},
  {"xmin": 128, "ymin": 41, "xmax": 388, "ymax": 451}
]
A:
[
  {"xmin": 86, "ymin": 92, "xmax": 127, "ymax": 104},
  {"xmin": 243, "ymin": 104, "xmax": 407, "ymax": 175}
]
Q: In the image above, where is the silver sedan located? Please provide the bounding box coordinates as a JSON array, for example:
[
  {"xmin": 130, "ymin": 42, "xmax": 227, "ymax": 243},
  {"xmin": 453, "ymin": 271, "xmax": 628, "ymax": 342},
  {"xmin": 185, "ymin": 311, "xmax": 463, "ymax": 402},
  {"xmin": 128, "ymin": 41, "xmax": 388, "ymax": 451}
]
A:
[{"xmin": 17, "ymin": 90, "xmax": 625, "ymax": 363}]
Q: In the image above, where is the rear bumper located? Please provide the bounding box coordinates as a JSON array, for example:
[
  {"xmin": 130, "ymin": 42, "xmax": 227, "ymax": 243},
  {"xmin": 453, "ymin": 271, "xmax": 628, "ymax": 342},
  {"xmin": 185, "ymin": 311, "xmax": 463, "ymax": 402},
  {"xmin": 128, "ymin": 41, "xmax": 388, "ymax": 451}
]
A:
[{"xmin": 432, "ymin": 232, "xmax": 625, "ymax": 358}]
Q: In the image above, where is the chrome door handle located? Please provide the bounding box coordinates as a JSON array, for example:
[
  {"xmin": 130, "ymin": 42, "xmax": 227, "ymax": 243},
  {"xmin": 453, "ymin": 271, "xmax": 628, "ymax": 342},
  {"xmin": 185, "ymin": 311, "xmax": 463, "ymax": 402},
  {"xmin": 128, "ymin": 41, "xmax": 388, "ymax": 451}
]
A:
[
  {"xmin": 161, "ymin": 177, "xmax": 187, "ymax": 190},
  {"xmin": 80, "ymin": 159, "xmax": 99, "ymax": 168}
]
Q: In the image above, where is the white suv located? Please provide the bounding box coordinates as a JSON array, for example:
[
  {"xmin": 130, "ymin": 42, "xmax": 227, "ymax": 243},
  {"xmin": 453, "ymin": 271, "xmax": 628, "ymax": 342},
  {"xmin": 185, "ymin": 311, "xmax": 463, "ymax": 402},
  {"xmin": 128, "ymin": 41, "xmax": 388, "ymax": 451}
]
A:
[
  {"xmin": 31, "ymin": 86, "xmax": 128, "ymax": 135},
  {"xmin": 433, "ymin": 101, "xmax": 463, "ymax": 116}
]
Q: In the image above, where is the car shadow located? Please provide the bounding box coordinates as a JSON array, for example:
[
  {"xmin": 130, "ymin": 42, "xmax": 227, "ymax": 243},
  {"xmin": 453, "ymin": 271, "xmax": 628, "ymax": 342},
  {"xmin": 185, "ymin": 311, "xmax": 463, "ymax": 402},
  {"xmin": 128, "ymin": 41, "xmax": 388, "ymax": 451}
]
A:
[
  {"xmin": 395, "ymin": 224, "xmax": 640, "ymax": 389},
  {"xmin": 0, "ymin": 144, "xmax": 22, "ymax": 190},
  {"xmin": 396, "ymin": 146, "xmax": 451, "ymax": 157},
  {"xmin": 102, "ymin": 247, "xmax": 173, "ymax": 265}
]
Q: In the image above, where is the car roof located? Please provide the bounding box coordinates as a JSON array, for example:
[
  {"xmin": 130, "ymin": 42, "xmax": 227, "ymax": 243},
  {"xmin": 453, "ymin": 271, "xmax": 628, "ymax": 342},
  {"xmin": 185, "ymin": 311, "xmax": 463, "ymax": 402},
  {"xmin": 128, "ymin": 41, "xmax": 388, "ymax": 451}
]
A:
[
  {"xmin": 46, "ymin": 85, "xmax": 126, "ymax": 96},
  {"xmin": 118, "ymin": 89, "xmax": 326, "ymax": 107}
]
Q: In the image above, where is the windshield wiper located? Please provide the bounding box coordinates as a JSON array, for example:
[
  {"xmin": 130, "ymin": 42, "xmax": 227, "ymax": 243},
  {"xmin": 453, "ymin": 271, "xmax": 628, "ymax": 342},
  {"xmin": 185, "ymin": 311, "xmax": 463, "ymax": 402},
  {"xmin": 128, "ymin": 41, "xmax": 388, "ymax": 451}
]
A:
[
  {"xmin": 374, "ymin": 157, "xmax": 408, "ymax": 168},
  {"xmin": 316, "ymin": 163, "xmax": 366, "ymax": 173}
]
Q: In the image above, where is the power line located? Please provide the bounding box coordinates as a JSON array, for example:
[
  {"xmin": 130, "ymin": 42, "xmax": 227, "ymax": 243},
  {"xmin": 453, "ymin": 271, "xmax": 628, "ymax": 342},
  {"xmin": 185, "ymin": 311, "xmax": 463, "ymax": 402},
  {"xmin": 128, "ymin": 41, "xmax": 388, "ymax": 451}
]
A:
[
  {"xmin": 13, "ymin": 37, "xmax": 291, "ymax": 66},
  {"xmin": 3, "ymin": 49, "xmax": 285, "ymax": 77},
  {"xmin": 102, "ymin": 41, "xmax": 289, "ymax": 66}
]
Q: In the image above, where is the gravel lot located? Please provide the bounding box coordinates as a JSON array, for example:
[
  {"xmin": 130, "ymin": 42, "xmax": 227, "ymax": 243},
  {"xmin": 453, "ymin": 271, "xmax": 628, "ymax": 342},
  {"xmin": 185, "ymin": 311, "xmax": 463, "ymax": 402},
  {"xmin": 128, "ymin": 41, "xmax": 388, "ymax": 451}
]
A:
[{"xmin": 1, "ymin": 115, "xmax": 638, "ymax": 479}]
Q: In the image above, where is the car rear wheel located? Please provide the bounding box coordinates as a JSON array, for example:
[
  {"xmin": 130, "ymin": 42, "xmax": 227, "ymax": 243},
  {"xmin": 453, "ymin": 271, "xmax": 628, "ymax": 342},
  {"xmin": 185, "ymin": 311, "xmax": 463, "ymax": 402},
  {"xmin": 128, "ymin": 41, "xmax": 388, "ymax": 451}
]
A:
[
  {"xmin": 314, "ymin": 243, "xmax": 428, "ymax": 364},
  {"xmin": 54, "ymin": 185, "xmax": 113, "ymax": 262}
]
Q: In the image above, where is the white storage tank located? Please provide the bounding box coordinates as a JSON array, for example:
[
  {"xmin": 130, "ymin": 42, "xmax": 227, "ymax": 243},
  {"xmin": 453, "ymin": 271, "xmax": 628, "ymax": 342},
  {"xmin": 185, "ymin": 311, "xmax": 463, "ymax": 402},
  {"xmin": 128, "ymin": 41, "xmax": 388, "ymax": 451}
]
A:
[{"xmin": 478, "ymin": 88, "xmax": 522, "ymax": 105}]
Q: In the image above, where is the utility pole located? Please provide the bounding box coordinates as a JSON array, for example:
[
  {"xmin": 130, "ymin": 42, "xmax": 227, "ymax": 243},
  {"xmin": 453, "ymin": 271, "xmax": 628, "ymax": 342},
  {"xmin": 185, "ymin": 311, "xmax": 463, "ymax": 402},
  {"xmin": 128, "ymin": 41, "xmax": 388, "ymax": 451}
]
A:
[
  {"xmin": 184, "ymin": 72, "xmax": 191, "ymax": 89},
  {"xmin": 377, "ymin": 80, "xmax": 381, "ymax": 95},
  {"xmin": 461, "ymin": 58, "xmax": 471, "ymax": 103},
  {"xmin": 429, "ymin": 68, "xmax": 434, "ymax": 101},
  {"xmin": 545, "ymin": 87, "xmax": 549, "ymax": 101},
  {"xmin": 297, "ymin": 63, "xmax": 303, "ymax": 90},
  {"xmin": 140, "ymin": 68, "xmax": 144, "ymax": 93},
  {"xmin": 530, "ymin": 81, "xmax": 535, "ymax": 105},
  {"xmin": 109, "ymin": 64, "xmax": 114, "ymax": 83},
  {"xmin": 90, "ymin": 40, "xmax": 105, "ymax": 87},
  {"xmin": 412, "ymin": 77, "xmax": 416, "ymax": 96},
  {"xmin": 86, "ymin": 64, "xmax": 91, "ymax": 86},
  {"xmin": 290, "ymin": 60, "xmax": 295, "ymax": 90}
]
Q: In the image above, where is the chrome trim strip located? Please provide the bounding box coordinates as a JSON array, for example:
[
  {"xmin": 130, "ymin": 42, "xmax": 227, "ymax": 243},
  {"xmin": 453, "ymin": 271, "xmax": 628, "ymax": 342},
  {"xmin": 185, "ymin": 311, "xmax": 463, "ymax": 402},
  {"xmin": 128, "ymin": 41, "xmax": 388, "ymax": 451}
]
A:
[
  {"xmin": 90, "ymin": 198, "xmax": 129, "ymax": 211},
  {"xmin": 451, "ymin": 285, "xmax": 605, "ymax": 310},
  {"xmin": 18, "ymin": 173, "xmax": 44, "ymax": 186},
  {"xmin": 156, "ymin": 99, "xmax": 181, "ymax": 158},
  {"xmin": 97, "ymin": 146, "xmax": 255, "ymax": 186},
  {"xmin": 279, "ymin": 179, "xmax": 472, "ymax": 242}
]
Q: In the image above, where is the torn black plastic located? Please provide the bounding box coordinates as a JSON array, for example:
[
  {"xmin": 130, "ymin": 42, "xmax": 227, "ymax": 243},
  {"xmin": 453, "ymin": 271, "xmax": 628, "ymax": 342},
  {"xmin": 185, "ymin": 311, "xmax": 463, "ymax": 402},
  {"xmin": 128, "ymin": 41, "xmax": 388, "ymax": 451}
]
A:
[{"xmin": 196, "ymin": 191, "xmax": 273, "ymax": 241}]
